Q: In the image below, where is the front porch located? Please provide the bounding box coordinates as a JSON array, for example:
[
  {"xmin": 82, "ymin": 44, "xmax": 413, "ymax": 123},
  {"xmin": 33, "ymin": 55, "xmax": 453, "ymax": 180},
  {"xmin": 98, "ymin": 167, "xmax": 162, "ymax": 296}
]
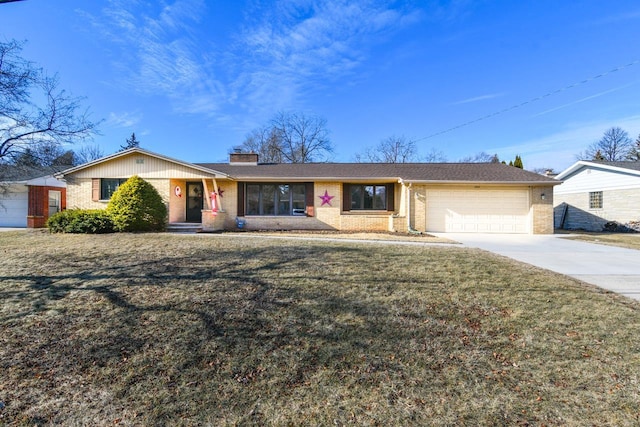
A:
[{"xmin": 167, "ymin": 210, "xmax": 228, "ymax": 233}]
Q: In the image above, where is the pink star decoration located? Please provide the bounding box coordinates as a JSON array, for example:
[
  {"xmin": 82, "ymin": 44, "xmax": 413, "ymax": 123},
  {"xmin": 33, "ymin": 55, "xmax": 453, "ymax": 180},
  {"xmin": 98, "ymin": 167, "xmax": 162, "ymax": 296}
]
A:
[{"xmin": 319, "ymin": 190, "xmax": 335, "ymax": 206}]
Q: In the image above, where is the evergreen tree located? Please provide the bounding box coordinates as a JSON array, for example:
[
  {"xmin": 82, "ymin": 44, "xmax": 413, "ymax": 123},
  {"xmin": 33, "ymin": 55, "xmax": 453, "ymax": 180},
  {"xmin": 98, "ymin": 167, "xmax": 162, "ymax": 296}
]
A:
[
  {"xmin": 13, "ymin": 148, "xmax": 40, "ymax": 167},
  {"xmin": 513, "ymin": 155, "xmax": 523, "ymax": 169},
  {"xmin": 107, "ymin": 175, "xmax": 167, "ymax": 232},
  {"xmin": 626, "ymin": 134, "xmax": 640, "ymax": 161},
  {"xmin": 120, "ymin": 132, "xmax": 141, "ymax": 151}
]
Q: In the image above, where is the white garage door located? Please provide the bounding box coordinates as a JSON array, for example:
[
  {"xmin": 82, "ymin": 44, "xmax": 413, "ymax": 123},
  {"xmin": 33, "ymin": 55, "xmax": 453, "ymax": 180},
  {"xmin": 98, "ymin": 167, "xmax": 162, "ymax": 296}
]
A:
[
  {"xmin": 0, "ymin": 184, "xmax": 28, "ymax": 227},
  {"xmin": 426, "ymin": 188, "xmax": 530, "ymax": 233}
]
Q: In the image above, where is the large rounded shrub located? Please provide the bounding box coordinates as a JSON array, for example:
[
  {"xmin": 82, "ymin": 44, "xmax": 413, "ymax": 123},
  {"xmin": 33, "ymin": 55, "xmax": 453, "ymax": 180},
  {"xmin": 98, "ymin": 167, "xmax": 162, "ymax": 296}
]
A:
[{"xmin": 106, "ymin": 175, "xmax": 167, "ymax": 232}]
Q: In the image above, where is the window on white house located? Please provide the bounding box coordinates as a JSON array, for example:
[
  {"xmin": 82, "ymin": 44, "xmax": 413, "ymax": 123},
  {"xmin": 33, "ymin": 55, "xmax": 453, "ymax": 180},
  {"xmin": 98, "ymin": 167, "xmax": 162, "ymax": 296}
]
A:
[{"xmin": 589, "ymin": 191, "xmax": 603, "ymax": 209}]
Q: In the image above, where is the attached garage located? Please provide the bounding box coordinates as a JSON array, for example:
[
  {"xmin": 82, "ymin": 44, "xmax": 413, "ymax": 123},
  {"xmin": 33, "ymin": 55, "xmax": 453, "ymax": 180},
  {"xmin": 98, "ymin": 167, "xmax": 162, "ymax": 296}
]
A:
[
  {"xmin": 1, "ymin": 184, "xmax": 29, "ymax": 227},
  {"xmin": 425, "ymin": 187, "xmax": 531, "ymax": 233}
]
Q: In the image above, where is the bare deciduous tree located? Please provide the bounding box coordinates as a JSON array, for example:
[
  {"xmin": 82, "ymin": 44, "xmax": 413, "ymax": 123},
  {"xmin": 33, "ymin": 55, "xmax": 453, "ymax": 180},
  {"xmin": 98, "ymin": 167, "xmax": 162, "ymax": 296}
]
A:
[
  {"xmin": 459, "ymin": 151, "xmax": 498, "ymax": 163},
  {"xmin": 237, "ymin": 112, "xmax": 333, "ymax": 163},
  {"xmin": 75, "ymin": 144, "xmax": 105, "ymax": 164},
  {"xmin": 578, "ymin": 127, "xmax": 633, "ymax": 161},
  {"xmin": 272, "ymin": 111, "xmax": 332, "ymax": 163},
  {"xmin": 240, "ymin": 125, "xmax": 284, "ymax": 163},
  {"xmin": 355, "ymin": 135, "xmax": 421, "ymax": 163},
  {"xmin": 0, "ymin": 40, "xmax": 97, "ymax": 167},
  {"xmin": 423, "ymin": 147, "xmax": 447, "ymax": 163}
]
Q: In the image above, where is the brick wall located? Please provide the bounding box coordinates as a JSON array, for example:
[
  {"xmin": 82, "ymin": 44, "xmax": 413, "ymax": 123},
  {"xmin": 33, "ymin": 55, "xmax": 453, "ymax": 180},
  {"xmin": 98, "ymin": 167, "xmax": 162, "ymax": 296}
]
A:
[
  {"xmin": 554, "ymin": 188, "xmax": 640, "ymax": 231},
  {"xmin": 316, "ymin": 182, "xmax": 341, "ymax": 229},
  {"xmin": 66, "ymin": 177, "xmax": 170, "ymax": 212},
  {"xmin": 26, "ymin": 186, "xmax": 67, "ymax": 228},
  {"xmin": 411, "ymin": 185, "xmax": 427, "ymax": 232},
  {"xmin": 340, "ymin": 213, "xmax": 390, "ymax": 231},
  {"xmin": 531, "ymin": 186, "xmax": 554, "ymax": 234}
]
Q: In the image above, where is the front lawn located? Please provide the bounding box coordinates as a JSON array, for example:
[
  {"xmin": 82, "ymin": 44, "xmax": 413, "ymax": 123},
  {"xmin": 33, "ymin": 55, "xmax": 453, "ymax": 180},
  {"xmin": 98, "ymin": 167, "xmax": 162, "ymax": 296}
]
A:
[
  {"xmin": 560, "ymin": 232, "xmax": 640, "ymax": 251},
  {"xmin": 1, "ymin": 231, "xmax": 639, "ymax": 426}
]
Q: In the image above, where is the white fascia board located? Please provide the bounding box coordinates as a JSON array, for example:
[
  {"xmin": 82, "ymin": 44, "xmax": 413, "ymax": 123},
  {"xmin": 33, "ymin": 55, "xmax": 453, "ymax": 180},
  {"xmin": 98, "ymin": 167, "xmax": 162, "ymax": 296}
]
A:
[
  {"xmin": 556, "ymin": 161, "xmax": 640, "ymax": 180},
  {"xmin": 55, "ymin": 147, "xmax": 230, "ymax": 179}
]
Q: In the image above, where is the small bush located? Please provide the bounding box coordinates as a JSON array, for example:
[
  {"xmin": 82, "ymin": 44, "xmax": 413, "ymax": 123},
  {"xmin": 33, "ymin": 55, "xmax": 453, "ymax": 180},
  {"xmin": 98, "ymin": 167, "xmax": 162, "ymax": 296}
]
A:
[
  {"xmin": 67, "ymin": 210, "xmax": 114, "ymax": 234},
  {"xmin": 47, "ymin": 209, "xmax": 81, "ymax": 233},
  {"xmin": 47, "ymin": 209, "xmax": 114, "ymax": 234},
  {"xmin": 107, "ymin": 175, "xmax": 167, "ymax": 232}
]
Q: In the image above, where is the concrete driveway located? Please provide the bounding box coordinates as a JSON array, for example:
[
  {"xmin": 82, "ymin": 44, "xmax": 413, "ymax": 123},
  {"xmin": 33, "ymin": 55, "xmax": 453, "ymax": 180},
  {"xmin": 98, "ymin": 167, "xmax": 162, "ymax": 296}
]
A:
[{"xmin": 433, "ymin": 233, "xmax": 640, "ymax": 301}]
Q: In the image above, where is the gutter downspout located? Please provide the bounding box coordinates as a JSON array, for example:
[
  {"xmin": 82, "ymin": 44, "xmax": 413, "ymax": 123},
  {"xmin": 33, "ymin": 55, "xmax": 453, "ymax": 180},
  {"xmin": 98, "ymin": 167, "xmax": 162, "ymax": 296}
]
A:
[{"xmin": 401, "ymin": 180, "xmax": 422, "ymax": 235}]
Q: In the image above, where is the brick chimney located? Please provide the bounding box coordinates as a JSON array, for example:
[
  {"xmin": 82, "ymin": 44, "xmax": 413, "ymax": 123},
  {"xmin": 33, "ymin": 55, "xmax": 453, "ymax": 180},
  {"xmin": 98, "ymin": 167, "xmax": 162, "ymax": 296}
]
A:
[{"xmin": 229, "ymin": 151, "xmax": 259, "ymax": 165}]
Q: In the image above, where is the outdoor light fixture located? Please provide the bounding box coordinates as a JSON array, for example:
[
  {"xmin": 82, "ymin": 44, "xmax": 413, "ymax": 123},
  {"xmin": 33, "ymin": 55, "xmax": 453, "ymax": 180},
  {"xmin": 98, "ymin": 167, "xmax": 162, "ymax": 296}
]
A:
[{"xmin": 541, "ymin": 193, "xmax": 546, "ymax": 200}]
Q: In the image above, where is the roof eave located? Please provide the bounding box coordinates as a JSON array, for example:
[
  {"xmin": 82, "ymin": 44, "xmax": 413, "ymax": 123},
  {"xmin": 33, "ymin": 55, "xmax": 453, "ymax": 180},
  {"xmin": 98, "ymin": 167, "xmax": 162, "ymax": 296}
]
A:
[
  {"xmin": 401, "ymin": 180, "xmax": 562, "ymax": 186},
  {"xmin": 55, "ymin": 148, "xmax": 231, "ymax": 179},
  {"xmin": 556, "ymin": 160, "xmax": 640, "ymax": 180},
  {"xmin": 228, "ymin": 176, "xmax": 402, "ymax": 182}
]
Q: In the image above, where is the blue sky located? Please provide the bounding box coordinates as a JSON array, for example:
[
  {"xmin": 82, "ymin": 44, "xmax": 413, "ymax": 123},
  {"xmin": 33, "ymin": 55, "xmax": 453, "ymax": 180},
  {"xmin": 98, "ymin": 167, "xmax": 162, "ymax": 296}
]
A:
[{"xmin": 2, "ymin": 0, "xmax": 640, "ymax": 172}]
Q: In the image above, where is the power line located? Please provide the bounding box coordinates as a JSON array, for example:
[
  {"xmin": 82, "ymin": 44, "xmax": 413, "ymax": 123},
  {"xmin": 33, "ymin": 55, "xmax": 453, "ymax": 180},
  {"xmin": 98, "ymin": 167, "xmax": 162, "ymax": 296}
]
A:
[{"xmin": 413, "ymin": 60, "xmax": 640, "ymax": 143}]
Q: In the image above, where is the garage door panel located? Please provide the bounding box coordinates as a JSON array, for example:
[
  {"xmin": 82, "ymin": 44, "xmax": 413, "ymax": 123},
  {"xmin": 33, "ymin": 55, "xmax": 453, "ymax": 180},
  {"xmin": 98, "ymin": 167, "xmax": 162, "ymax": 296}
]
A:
[
  {"xmin": 0, "ymin": 185, "xmax": 28, "ymax": 227},
  {"xmin": 426, "ymin": 188, "xmax": 530, "ymax": 234}
]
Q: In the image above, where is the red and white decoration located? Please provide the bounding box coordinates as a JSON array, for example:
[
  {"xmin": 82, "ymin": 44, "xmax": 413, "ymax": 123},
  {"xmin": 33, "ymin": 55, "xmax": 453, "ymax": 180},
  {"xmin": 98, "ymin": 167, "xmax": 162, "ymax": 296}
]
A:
[{"xmin": 210, "ymin": 192, "xmax": 218, "ymax": 215}]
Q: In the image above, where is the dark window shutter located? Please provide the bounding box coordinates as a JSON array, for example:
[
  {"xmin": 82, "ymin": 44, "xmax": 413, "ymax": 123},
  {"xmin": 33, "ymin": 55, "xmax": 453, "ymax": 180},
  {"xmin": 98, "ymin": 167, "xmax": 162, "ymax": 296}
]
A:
[
  {"xmin": 342, "ymin": 183, "xmax": 350, "ymax": 211},
  {"xmin": 386, "ymin": 184, "xmax": 395, "ymax": 211},
  {"xmin": 237, "ymin": 182, "xmax": 245, "ymax": 216},
  {"xmin": 305, "ymin": 182, "xmax": 314, "ymax": 216},
  {"xmin": 92, "ymin": 179, "xmax": 100, "ymax": 201}
]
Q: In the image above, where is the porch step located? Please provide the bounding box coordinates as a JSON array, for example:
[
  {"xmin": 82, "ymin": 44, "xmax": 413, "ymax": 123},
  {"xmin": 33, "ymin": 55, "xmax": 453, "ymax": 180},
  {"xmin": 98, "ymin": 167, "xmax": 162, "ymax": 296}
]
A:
[{"xmin": 167, "ymin": 222, "xmax": 202, "ymax": 233}]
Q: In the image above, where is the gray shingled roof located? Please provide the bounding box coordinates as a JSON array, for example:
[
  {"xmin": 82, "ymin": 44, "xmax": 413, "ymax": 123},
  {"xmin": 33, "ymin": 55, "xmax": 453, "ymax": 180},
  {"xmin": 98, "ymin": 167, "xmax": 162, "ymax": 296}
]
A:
[
  {"xmin": 0, "ymin": 164, "xmax": 64, "ymax": 182},
  {"xmin": 591, "ymin": 161, "xmax": 640, "ymax": 172},
  {"xmin": 195, "ymin": 162, "xmax": 559, "ymax": 184}
]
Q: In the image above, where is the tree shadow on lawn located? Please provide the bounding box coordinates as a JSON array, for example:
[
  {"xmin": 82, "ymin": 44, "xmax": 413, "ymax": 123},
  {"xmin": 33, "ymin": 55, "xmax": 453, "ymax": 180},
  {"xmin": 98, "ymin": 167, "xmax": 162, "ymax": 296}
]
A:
[
  {"xmin": 1, "ymin": 242, "xmax": 638, "ymax": 425},
  {"xmin": 1, "ymin": 245, "xmax": 452, "ymax": 420}
]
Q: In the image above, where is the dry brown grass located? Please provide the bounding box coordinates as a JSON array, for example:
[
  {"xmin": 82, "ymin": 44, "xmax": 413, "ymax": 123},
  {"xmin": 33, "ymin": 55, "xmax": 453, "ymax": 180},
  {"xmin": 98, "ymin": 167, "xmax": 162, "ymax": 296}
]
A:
[
  {"xmin": 560, "ymin": 232, "xmax": 640, "ymax": 250},
  {"xmin": 1, "ymin": 230, "xmax": 639, "ymax": 426},
  {"xmin": 235, "ymin": 229, "xmax": 455, "ymax": 243}
]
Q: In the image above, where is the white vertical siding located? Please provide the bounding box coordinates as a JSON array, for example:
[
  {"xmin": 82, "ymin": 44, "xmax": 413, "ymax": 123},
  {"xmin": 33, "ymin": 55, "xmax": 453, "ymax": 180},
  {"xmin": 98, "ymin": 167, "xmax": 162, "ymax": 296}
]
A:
[
  {"xmin": 69, "ymin": 153, "xmax": 220, "ymax": 179},
  {"xmin": 555, "ymin": 167, "xmax": 640, "ymax": 194}
]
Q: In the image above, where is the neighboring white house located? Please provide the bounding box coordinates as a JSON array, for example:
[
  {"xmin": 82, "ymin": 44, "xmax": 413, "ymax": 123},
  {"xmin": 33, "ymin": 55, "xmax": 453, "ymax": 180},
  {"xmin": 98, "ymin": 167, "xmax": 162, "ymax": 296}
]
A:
[
  {"xmin": 554, "ymin": 161, "xmax": 640, "ymax": 231},
  {"xmin": 0, "ymin": 167, "xmax": 67, "ymax": 228}
]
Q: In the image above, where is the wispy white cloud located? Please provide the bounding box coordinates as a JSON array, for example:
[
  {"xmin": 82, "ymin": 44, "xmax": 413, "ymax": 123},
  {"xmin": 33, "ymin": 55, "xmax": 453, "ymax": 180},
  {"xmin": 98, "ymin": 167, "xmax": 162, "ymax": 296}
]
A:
[
  {"xmin": 531, "ymin": 83, "xmax": 638, "ymax": 117},
  {"xmin": 229, "ymin": 1, "xmax": 423, "ymax": 120},
  {"xmin": 451, "ymin": 93, "xmax": 504, "ymax": 105},
  {"xmin": 588, "ymin": 9, "xmax": 640, "ymax": 26},
  {"xmin": 107, "ymin": 111, "xmax": 143, "ymax": 128},
  {"xmin": 89, "ymin": 0, "xmax": 223, "ymax": 116},
  {"xmin": 87, "ymin": 1, "xmax": 424, "ymax": 126},
  {"xmin": 489, "ymin": 114, "xmax": 640, "ymax": 171}
]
